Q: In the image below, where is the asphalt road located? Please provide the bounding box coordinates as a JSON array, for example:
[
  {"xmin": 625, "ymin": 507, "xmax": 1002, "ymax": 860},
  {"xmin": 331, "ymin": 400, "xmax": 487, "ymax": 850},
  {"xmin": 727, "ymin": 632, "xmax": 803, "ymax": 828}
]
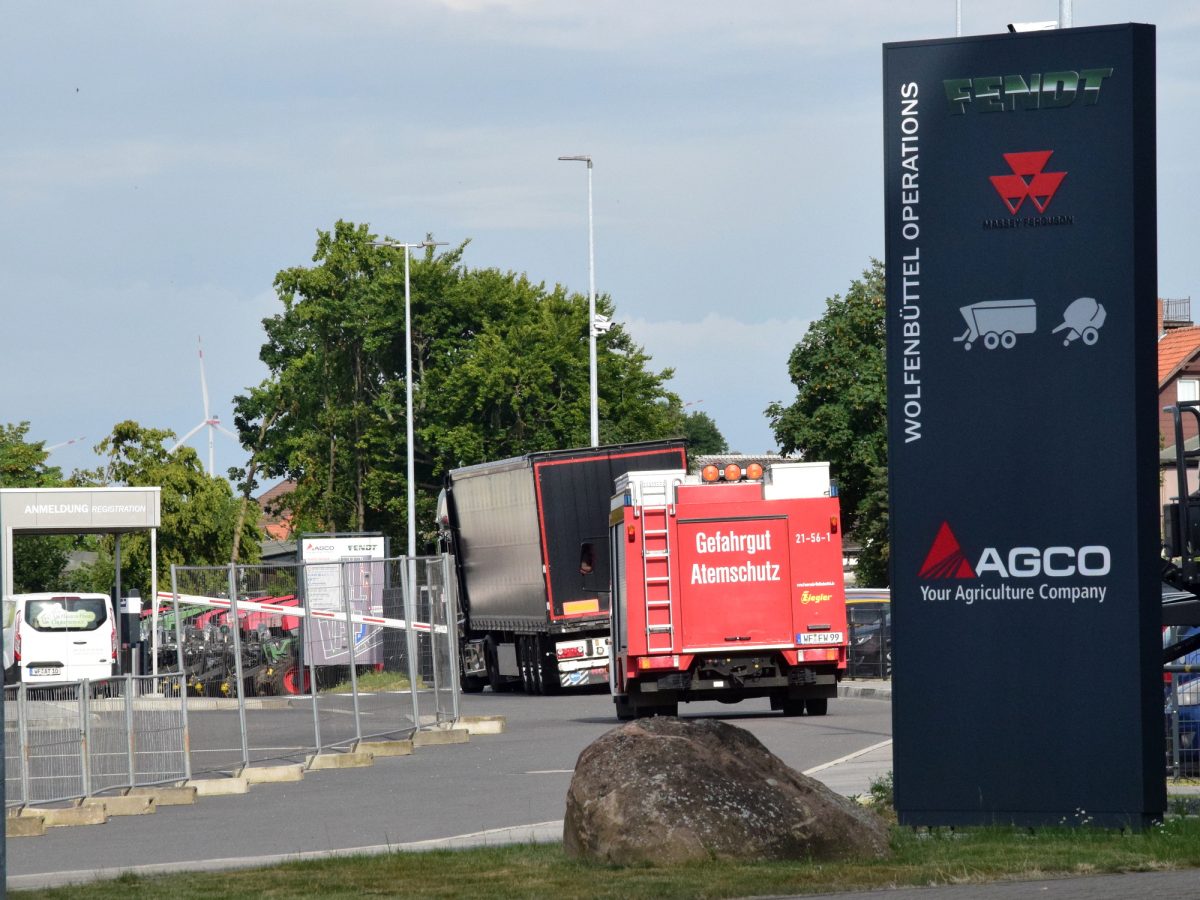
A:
[{"xmin": 6, "ymin": 687, "xmax": 893, "ymax": 885}]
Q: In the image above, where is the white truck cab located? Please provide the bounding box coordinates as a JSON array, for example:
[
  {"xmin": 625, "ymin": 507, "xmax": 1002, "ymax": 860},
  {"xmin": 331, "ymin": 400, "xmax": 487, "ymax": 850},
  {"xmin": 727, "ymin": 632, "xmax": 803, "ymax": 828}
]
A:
[{"xmin": 3, "ymin": 592, "xmax": 117, "ymax": 684}]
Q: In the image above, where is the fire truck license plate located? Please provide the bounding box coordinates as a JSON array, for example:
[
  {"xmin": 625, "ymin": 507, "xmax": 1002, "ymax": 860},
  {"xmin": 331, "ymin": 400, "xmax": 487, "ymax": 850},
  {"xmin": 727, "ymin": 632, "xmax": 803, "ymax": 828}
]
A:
[{"xmin": 798, "ymin": 632, "xmax": 844, "ymax": 645}]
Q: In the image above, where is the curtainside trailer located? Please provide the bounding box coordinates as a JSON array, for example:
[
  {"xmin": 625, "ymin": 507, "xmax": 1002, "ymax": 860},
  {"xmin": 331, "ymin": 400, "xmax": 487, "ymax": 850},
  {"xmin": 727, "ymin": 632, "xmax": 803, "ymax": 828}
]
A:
[{"xmin": 438, "ymin": 440, "xmax": 687, "ymax": 693}]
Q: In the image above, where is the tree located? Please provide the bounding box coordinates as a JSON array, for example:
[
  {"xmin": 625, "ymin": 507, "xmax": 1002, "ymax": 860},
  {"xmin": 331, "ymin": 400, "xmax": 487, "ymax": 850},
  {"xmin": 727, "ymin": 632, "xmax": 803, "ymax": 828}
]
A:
[
  {"xmin": 69, "ymin": 421, "xmax": 260, "ymax": 597},
  {"xmin": 235, "ymin": 220, "xmax": 686, "ymax": 552},
  {"xmin": 0, "ymin": 422, "xmax": 72, "ymax": 591},
  {"xmin": 680, "ymin": 411, "xmax": 728, "ymax": 457},
  {"xmin": 765, "ymin": 260, "xmax": 888, "ymax": 585}
]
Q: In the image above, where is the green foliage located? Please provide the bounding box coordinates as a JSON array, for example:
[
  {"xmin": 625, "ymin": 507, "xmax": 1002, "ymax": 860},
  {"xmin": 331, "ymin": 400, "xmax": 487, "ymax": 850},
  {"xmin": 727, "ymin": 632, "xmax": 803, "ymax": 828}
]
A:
[
  {"xmin": 235, "ymin": 220, "xmax": 685, "ymax": 552},
  {"xmin": 0, "ymin": 421, "xmax": 73, "ymax": 590},
  {"xmin": 20, "ymin": 819, "xmax": 1200, "ymax": 899},
  {"xmin": 766, "ymin": 261, "xmax": 888, "ymax": 585},
  {"xmin": 680, "ymin": 410, "xmax": 728, "ymax": 456},
  {"xmin": 70, "ymin": 421, "xmax": 260, "ymax": 597}
]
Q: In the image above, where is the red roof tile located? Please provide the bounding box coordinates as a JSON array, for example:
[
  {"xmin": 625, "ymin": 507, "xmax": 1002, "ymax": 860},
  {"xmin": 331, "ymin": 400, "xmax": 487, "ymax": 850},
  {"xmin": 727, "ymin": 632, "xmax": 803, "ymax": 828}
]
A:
[{"xmin": 1159, "ymin": 327, "xmax": 1200, "ymax": 385}]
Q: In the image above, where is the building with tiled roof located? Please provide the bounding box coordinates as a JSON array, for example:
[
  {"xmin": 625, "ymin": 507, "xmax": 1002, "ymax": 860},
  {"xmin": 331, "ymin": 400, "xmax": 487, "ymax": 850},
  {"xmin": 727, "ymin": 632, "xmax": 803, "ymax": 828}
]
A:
[
  {"xmin": 1158, "ymin": 298, "xmax": 1200, "ymax": 509},
  {"xmin": 256, "ymin": 479, "xmax": 295, "ymax": 541}
]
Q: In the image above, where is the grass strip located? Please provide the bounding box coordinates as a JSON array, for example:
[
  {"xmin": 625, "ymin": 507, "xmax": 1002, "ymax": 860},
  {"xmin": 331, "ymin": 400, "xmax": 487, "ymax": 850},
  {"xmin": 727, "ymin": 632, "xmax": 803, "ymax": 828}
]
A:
[{"xmin": 13, "ymin": 818, "xmax": 1200, "ymax": 900}]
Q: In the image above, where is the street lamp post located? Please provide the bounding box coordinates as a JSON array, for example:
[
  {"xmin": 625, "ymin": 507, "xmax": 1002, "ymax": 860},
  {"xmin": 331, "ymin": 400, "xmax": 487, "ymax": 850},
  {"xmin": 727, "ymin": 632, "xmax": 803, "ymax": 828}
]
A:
[
  {"xmin": 558, "ymin": 154, "xmax": 599, "ymax": 447},
  {"xmin": 370, "ymin": 238, "xmax": 446, "ymax": 562}
]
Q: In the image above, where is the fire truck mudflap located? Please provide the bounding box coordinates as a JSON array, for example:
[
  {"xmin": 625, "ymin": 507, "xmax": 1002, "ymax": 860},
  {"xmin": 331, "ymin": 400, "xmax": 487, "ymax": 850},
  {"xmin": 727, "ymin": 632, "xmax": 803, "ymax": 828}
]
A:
[{"xmin": 607, "ymin": 460, "xmax": 848, "ymax": 720}]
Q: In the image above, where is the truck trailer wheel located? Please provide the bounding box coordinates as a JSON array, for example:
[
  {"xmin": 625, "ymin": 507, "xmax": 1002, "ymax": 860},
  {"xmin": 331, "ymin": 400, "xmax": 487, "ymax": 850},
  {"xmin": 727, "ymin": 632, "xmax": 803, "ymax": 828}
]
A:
[
  {"xmin": 536, "ymin": 635, "xmax": 561, "ymax": 695},
  {"xmin": 805, "ymin": 697, "xmax": 829, "ymax": 716},
  {"xmin": 485, "ymin": 636, "xmax": 512, "ymax": 693},
  {"xmin": 460, "ymin": 664, "xmax": 487, "ymax": 694}
]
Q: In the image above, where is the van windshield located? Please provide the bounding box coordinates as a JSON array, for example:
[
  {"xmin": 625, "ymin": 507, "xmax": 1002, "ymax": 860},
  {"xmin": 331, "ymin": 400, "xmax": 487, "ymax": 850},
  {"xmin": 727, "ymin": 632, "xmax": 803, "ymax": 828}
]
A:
[{"xmin": 24, "ymin": 597, "xmax": 108, "ymax": 632}]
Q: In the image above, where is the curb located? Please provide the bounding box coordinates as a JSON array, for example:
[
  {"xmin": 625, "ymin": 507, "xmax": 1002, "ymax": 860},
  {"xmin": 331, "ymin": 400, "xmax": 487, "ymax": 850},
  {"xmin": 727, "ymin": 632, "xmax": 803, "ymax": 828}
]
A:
[
  {"xmin": 307, "ymin": 751, "xmax": 374, "ymax": 771},
  {"xmin": 453, "ymin": 715, "xmax": 506, "ymax": 735},
  {"xmin": 127, "ymin": 786, "xmax": 197, "ymax": 806},
  {"xmin": 186, "ymin": 777, "xmax": 250, "ymax": 796},
  {"xmin": 242, "ymin": 764, "xmax": 305, "ymax": 784},
  {"xmin": 81, "ymin": 795, "xmax": 156, "ymax": 817},
  {"xmin": 358, "ymin": 739, "xmax": 413, "ymax": 757},
  {"xmin": 20, "ymin": 805, "xmax": 107, "ymax": 828},
  {"xmin": 6, "ymin": 820, "xmax": 565, "ymax": 889},
  {"xmin": 839, "ymin": 682, "xmax": 892, "ymax": 701},
  {"xmin": 413, "ymin": 728, "xmax": 470, "ymax": 747},
  {"xmin": 6, "ymin": 815, "xmax": 46, "ymax": 837}
]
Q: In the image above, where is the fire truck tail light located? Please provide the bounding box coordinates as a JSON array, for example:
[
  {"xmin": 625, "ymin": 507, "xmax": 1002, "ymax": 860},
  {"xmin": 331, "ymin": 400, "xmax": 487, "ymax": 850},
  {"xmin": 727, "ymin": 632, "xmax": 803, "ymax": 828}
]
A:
[
  {"xmin": 627, "ymin": 524, "xmax": 636, "ymax": 542},
  {"xmin": 799, "ymin": 648, "xmax": 841, "ymax": 662},
  {"xmin": 557, "ymin": 646, "xmax": 585, "ymax": 660},
  {"xmin": 724, "ymin": 464, "xmax": 742, "ymax": 482},
  {"xmin": 701, "ymin": 465, "xmax": 720, "ymax": 483},
  {"xmin": 746, "ymin": 463, "xmax": 763, "ymax": 480},
  {"xmin": 637, "ymin": 655, "xmax": 679, "ymax": 671},
  {"xmin": 830, "ymin": 516, "xmax": 839, "ymax": 534}
]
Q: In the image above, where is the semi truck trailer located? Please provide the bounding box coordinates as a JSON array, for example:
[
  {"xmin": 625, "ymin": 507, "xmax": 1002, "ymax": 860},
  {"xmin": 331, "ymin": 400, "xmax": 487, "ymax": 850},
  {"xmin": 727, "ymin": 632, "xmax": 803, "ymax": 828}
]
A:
[{"xmin": 438, "ymin": 440, "xmax": 687, "ymax": 694}]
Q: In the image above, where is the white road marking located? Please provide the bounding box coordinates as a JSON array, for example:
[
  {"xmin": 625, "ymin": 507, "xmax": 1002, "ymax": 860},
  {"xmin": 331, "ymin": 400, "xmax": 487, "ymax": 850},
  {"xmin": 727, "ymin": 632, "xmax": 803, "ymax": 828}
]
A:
[{"xmin": 802, "ymin": 738, "xmax": 893, "ymax": 776}]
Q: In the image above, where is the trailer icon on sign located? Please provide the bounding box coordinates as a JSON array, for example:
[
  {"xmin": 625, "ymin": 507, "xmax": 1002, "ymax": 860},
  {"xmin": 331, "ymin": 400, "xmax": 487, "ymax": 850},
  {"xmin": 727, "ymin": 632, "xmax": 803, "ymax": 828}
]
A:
[
  {"xmin": 954, "ymin": 298, "xmax": 1037, "ymax": 350},
  {"xmin": 1052, "ymin": 296, "xmax": 1106, "ymax": 347}
]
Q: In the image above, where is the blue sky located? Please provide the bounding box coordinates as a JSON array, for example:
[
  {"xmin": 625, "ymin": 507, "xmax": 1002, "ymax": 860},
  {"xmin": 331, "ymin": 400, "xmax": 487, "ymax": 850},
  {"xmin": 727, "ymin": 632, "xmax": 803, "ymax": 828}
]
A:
[{"xmin": 3, "ymin": 1, "xmax": 1196, "ymax": 483}]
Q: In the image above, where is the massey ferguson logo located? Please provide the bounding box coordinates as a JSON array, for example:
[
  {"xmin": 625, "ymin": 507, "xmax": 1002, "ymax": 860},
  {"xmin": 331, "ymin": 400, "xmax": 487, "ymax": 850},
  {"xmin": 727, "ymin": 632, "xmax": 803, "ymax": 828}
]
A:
[
  {"xmin": 990, "ymin": 151, "xmax": 1066, "ymax": 215},
  {"xmin": 919, "ymin": 521, "xmax": 1110, "ymax": 580}
]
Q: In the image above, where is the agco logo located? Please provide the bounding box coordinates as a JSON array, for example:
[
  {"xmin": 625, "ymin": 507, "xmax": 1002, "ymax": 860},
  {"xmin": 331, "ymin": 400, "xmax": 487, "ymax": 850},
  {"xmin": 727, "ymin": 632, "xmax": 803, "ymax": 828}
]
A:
[
  {"xmin": 990, "ymin": 151, "xmax": 1066, "ymax": 215},
  {"xmin": 918, "ymin": 522, "xmax": 1110, "ymax": 580}
]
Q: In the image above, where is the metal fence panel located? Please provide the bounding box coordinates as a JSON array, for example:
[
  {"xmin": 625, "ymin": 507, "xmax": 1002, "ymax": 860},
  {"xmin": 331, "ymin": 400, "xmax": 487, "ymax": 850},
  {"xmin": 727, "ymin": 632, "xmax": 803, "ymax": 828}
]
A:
[
  {"xmin": 131, "ymin": 673, "xmax": 189, "ymax": 786},
  {"xmin": 5, "ymin": 685, "xmax": 23, "ymax": 807},
  {"xmin": 86, "ymin": 677, "xmax": 134, "ymax": 795},
  {"xmin": 162, "ymin": 555, "xmax": 454, "ymax": 779},
  {"xmin": 1166, "ymin": 676, "xmax": 1200, "ymax": 780},
  {"xmin": 21, "ymin": 682, "xmax": 86, "ymax": 806}
]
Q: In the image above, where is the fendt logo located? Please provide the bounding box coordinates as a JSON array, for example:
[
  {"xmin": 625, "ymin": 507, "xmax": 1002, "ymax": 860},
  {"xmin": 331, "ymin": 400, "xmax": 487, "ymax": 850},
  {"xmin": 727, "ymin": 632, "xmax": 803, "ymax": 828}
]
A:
[
  {"xmin": 919, "ymin": 521, "xmax": 1110, "ymax": 580},
  {"xmin": 990, "ymin": 151, "xmax": 1066, "ymax": 215}
]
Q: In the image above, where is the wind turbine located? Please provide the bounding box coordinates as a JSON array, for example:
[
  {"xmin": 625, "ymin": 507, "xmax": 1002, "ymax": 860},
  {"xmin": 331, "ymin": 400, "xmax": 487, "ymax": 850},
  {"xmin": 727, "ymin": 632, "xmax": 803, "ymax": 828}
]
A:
[
  {"xmin": 170, "ymin": 336, "xmax": 239, "ymax": 476},
  {"xmin": 45, "ymin": 436, "xmax": 86, "ymax": 453}
]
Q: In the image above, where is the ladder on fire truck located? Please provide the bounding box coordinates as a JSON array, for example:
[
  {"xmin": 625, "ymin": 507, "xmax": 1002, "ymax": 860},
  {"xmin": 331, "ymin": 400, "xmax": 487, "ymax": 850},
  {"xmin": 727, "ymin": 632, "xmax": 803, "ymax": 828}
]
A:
[{"xmin": 640, "ymin": 479, "xmax": 676, "ymax": 653}]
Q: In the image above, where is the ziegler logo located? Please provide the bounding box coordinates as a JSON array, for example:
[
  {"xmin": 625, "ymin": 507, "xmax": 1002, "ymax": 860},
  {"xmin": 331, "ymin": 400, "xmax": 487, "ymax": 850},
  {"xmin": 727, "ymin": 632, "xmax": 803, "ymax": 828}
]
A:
[
  {"xmin": 990, "ymin": 151, "xmax": 1066, "ymax": 215},
  {"xmin": 919, "ymin": 521, "xmax": 1110, "ymax": 579}
]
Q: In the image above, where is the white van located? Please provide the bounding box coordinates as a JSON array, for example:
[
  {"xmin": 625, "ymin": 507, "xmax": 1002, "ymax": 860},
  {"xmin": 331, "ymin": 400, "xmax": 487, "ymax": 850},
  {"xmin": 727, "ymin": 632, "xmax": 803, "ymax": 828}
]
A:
[{"xmin": 3, "ymin": 593, "xmax": 117, "ymax": 684}]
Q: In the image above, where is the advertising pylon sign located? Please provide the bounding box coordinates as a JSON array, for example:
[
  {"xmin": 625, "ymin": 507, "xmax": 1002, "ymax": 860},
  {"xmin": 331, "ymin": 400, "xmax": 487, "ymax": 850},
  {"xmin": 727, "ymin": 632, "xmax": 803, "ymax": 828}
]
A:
[{"xmin": 884, "ymin": 24, "xmax": 1162, "ymax": 828}]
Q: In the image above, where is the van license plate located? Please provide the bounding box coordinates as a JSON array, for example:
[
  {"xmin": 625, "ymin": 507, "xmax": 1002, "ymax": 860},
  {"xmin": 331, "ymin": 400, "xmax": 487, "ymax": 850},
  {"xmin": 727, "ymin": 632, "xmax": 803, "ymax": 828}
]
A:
[{"xmin": 30, "ymin": 666, "xmax": 62, "ymax": 677}]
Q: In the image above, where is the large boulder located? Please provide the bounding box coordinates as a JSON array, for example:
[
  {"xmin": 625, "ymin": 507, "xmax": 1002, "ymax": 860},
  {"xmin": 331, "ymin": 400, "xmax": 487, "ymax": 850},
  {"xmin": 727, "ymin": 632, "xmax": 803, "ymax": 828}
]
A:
[{"xmin": 563, "ymin": 716, "xmax": 890, "ymax": 865}]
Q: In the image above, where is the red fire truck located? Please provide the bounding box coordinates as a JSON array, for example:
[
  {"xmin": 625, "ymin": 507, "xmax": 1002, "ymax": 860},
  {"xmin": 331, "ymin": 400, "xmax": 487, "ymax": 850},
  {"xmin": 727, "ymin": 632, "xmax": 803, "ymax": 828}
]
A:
[{"xmin": 603, "ymin": 459, "xmax": 848, "ymax": 720}]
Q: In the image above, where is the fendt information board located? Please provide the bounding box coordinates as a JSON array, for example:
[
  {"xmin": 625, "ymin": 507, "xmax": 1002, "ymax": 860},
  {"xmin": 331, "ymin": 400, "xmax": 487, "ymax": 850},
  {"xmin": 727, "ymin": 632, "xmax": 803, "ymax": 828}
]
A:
[{"xmin": 884, "ymin": 24, "xmax": 1161, "ymax": 827}]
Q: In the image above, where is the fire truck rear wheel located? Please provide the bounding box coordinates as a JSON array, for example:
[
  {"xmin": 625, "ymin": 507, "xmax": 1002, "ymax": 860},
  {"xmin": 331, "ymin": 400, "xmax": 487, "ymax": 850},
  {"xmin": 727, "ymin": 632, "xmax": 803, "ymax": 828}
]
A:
[
  {"xmin": 805, "ymin": 698, "xmax": 829, "ymax": 716},
  {"xmin": 781, "ymin": 698, "xmax": 806, "ymax": 717},
  {"xmin": 614, "ymin": 695, "xmax": 636, "ymax": 721},
  {"xmin": 640, "ymin": 701, "xmax": 677, "ymax": 718}
]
